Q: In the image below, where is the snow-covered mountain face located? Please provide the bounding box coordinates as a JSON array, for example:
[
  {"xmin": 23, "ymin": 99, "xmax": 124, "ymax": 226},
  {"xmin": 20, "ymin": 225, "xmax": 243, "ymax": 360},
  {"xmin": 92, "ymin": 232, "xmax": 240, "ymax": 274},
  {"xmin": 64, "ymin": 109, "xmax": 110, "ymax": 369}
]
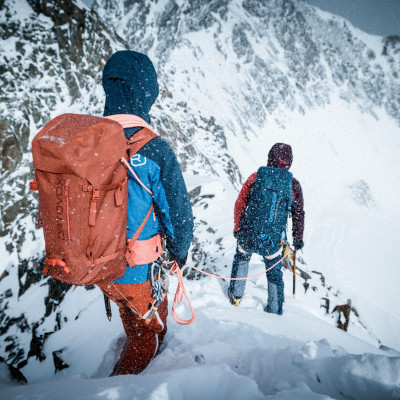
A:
[
  {"xmin": 1, "ymin": 0, "xmax": 400, "ymax": 386},
  {"xmin": 0, "ymin": 0, "xmax": 128, "ymax": 371}
]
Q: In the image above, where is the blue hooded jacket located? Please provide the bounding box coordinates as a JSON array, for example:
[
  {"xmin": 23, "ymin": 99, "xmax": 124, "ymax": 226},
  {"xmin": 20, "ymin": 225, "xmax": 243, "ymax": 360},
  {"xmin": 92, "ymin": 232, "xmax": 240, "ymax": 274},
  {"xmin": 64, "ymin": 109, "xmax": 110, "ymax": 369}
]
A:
[{"xmin": 102, "ymin": 51, "xmax": 193, "ymax": 284}]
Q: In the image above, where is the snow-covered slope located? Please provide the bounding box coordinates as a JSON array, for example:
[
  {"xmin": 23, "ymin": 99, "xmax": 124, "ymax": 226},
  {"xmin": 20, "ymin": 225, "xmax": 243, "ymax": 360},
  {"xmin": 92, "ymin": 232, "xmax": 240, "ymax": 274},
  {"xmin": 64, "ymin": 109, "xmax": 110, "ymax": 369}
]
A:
[
  {"xmin": 1, "ymin": 273, "xmax": 400, "ymax": 399},
  {"xmin": 1, "ymin": 0, "xmax": 400, "ymax": 397}
]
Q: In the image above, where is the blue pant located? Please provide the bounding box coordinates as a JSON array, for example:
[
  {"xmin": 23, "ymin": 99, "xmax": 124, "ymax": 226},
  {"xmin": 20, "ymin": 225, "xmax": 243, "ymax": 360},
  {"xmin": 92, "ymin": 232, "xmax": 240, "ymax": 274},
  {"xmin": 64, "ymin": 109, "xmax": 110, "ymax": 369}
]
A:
[{"xmin": 228, "ymin": 246, "xmax": 284, "ymax": 315}]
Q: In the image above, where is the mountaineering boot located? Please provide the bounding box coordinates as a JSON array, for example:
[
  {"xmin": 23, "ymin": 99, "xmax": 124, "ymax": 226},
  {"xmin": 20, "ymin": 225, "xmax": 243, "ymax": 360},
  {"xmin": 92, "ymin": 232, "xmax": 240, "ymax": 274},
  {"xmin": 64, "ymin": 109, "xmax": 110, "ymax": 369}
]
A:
[{"xmin": 227, "ymin": 290, "xmax": 242, "ymax": 306}]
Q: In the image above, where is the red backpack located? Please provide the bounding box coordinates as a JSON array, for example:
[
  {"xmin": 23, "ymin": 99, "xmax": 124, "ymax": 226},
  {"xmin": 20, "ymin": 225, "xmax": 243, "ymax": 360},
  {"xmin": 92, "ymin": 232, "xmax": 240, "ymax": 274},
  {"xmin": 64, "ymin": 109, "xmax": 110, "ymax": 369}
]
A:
[{"xmin": 31, "ymin": 113, "xmax": 157, "ymax": 286}]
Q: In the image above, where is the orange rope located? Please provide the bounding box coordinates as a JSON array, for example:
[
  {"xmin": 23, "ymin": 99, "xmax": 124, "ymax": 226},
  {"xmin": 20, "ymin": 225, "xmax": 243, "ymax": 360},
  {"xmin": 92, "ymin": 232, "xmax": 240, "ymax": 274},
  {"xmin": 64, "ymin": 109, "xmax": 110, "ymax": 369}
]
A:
[
  {"xmin": 167, "ymin": 261, "xmax": 196, "ymax": 325},
  {"xmin": 164, "ymin": 251, "xmax": 289, "ymax": 326}
]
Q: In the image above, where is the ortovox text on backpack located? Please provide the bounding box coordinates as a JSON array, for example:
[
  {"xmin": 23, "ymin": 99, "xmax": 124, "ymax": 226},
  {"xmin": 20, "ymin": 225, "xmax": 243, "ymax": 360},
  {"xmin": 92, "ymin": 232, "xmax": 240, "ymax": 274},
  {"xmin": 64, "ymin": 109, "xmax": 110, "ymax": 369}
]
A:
[{"xmin": 31, "ymin": 113, "xmax": 158, "ymax": 286}]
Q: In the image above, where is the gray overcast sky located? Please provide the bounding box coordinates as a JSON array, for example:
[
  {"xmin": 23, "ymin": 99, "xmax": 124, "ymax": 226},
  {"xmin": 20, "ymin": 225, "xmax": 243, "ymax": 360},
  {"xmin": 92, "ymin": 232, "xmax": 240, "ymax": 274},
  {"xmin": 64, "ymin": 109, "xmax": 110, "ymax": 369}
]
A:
[{"xmin": 304, "ymin": 0, "xmax": 400, "ymax": 36}]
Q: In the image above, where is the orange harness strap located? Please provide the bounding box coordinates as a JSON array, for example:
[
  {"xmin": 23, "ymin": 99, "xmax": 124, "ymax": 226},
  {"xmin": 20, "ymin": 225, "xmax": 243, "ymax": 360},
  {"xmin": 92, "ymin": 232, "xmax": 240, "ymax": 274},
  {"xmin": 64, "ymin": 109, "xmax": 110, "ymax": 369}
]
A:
[
  {"xmin": 126, "ymin": 234, "xmax": 162, "ymax": 267},
  {"xmin": 125, "ymin": 205, "xmax": 158, "ymax": 267}
]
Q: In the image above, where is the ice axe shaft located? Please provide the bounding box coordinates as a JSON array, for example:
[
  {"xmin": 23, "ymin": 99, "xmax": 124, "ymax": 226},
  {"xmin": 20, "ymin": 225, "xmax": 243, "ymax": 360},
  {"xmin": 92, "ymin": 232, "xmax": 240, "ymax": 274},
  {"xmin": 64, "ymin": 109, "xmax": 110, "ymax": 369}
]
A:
[
  {"xmin": 292, "ymin": 250, "xmax": 297, "ymax": 296},
  {"xmin": 104, "ymin": 293, "xmax": 112, "ymax": 321}
]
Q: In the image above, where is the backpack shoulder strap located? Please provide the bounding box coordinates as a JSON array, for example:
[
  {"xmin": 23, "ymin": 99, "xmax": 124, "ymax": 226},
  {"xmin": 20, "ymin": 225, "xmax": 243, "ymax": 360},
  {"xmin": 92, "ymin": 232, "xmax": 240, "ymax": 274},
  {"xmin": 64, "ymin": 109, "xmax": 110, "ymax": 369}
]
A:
[
  {"xmin": 128, "ymin": 129, "xmax": 158, "ymax": 156},
  {"xmin": 105, "ymin": 114, "xmax": 155, "ymax": 132},
  {"xmin": 105, "ymin": 114, "xmax": 158, "ymax": 156}
]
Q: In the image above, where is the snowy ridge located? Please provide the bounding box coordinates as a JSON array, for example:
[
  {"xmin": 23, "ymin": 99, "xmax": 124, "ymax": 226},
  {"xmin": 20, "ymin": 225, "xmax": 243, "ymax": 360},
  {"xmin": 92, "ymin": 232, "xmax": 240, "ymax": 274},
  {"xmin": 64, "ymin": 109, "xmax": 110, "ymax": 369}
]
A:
[
  {"xmin": 1, "ymin": 270, "xmax": 400, "ymax": 398},
  {"xmin": 1, "ymin": 0, "xmax": 400, "ymax": 398}
]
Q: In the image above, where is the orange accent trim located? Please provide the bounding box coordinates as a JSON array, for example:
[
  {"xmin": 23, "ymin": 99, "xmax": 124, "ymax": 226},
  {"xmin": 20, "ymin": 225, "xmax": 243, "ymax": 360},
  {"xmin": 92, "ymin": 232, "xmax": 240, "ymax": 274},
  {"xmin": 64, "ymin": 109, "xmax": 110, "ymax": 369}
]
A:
[
  {"xmin": 45, "ymin": 258, "xmax": 70, "ymax": 274},
  {"xmin": 65, "ymin": 179, "xmax": 71, "ymax": 242},
  {"xmin": 30, "ymin": 180, "xmax": 38, "ymax": 191}
]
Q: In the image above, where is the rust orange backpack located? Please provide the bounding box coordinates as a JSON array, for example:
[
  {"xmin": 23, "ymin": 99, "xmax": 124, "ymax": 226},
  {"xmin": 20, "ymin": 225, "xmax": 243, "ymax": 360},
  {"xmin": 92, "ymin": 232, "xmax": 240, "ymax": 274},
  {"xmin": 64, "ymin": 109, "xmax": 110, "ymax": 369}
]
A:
[{"xmin": 31, "ymin": 113, "xmax": 157, "ymax": 286}]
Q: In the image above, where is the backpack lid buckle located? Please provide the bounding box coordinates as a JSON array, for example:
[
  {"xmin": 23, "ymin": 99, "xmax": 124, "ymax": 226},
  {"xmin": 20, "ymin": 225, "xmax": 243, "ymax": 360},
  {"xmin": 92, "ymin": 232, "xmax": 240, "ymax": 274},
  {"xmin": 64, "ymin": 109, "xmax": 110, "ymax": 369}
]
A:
[{"xmin": 92, "ymin": 188, "xmax": 100, "ymax": 200}]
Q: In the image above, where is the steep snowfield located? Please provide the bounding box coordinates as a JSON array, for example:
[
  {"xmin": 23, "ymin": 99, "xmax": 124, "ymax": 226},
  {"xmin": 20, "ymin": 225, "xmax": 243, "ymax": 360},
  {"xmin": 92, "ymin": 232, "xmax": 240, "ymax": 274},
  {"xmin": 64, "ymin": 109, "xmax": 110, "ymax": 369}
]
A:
[
  {"xmin": 2, "ymin": 97, "xmax": 400, "ymax": 398},
  {"xmin": 1, "ymin": 264, "xmax": 400, "ymax": 399}
]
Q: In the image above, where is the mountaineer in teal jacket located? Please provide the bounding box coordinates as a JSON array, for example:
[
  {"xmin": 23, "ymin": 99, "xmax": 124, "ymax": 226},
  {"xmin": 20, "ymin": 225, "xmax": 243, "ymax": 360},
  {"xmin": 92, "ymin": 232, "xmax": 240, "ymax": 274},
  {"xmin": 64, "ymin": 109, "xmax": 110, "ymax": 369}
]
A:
[{"xmin": 98, "ymin": 50, "xmax": 193, "ymax": 375}]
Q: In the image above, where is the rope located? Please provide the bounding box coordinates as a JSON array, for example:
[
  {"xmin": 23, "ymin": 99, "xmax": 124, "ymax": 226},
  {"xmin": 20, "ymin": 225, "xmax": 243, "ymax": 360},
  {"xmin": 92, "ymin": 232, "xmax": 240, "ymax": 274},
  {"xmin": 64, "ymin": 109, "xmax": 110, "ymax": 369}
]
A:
[
  {"xmin": 110, "ymin": 282, "xmax": 142, "ymax": 318},
  {"xmin": 165, "ymin": 251, "xmax": 289, "ymax": 326},
  {"xmin": 185, "ymin": 251, "xmax": 289, "ymax": 280},
  {"xmin": 167, "ymin": 261, "xmax": 196, "ymax": 326},
  {"xmin": 120, "ymin": 157, "xmax": 153, "ymax": 195}
]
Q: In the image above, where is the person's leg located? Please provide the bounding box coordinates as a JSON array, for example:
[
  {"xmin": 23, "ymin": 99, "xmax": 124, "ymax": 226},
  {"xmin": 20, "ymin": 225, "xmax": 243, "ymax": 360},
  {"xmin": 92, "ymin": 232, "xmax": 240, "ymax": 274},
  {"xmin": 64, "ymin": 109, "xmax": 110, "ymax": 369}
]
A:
[
  {"xmin": 112, "ymin": 295, "xmax": 167, "ymax": 375},
  {"xmin": 264, "ymin": 257, "xmax": 284, "ymax": 315},
  {"xmin": 98, "ymin": 280, "xmax": 168, "ymax": 375},
  {"xmin": 228, "ymin": 245, "xmax": 252, "ymax": 299}
]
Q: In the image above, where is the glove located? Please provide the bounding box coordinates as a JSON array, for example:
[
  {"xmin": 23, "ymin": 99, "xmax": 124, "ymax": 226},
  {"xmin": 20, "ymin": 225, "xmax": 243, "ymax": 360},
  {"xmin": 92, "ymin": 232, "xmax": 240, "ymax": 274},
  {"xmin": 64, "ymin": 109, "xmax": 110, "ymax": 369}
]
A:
[
  {"xmin": 293, "ymin": 240, "xmax": 304, "ymax": 250},
  {"xmin": 169, "ymin": 253, "xmax": 187, "ymax": 269}
]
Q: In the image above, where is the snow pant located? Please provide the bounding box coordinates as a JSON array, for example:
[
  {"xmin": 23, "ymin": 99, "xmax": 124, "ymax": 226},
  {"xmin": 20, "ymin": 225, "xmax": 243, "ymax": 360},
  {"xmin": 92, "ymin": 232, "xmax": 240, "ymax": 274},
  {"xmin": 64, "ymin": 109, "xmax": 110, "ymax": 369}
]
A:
[
  {"xmin": 228, "ymin": 245, "xmax": 284, "ymax": 315},
  {"xmin": 97, "ymin": 279, "xmax": 168, "ymax": 375}
]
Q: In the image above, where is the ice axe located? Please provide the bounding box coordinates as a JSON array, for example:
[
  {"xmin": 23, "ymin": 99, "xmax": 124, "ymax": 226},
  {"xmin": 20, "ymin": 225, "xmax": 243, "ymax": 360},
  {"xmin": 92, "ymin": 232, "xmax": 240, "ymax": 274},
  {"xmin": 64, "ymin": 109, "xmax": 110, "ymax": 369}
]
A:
[
  {"xmin": 292, "ymin": 249, "xmax": 297, "ymax": 296},
  {"xmin": 104, "ymin": 293, "xmax": 112, "ymax": 321}
]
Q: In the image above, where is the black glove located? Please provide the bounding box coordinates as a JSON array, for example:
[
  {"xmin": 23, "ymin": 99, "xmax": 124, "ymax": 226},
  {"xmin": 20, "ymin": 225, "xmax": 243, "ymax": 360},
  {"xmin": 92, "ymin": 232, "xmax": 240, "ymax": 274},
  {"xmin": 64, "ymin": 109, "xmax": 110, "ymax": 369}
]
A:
[
  {"xmin": 170, "ymin": 253, "xmax": 187, "ymax": 269},
  {"xmin": 293, "ymin": 240, "xmax": 304, "ymax": 250}
]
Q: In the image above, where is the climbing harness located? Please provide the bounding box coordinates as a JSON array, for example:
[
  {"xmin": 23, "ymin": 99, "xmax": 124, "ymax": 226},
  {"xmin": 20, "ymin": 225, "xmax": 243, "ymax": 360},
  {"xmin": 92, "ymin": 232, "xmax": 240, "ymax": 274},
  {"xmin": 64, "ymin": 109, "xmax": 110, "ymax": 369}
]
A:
[{"xmin": 104, "ymin": 247, "xmax": 293, "ymax": 326}]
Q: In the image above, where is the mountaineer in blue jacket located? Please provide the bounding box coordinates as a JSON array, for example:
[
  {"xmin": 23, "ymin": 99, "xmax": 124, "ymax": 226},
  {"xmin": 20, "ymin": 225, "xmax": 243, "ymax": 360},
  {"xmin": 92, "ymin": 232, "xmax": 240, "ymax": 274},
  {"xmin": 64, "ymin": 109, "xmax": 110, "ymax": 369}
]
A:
[{"xmin": 97, "ymin": 50, "xmax": 193, "ymax": 375}]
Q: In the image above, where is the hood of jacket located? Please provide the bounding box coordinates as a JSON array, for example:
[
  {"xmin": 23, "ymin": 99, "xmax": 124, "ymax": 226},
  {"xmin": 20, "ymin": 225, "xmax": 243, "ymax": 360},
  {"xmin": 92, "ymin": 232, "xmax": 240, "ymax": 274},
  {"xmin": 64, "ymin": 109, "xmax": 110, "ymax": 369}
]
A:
[
  {"xmin": 102, "ymin": 50, "xmax": 159, "ymax": 138},
  {"xmin": 267, "ymin": 143, "xmax": 293, "ymax": 170}
]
